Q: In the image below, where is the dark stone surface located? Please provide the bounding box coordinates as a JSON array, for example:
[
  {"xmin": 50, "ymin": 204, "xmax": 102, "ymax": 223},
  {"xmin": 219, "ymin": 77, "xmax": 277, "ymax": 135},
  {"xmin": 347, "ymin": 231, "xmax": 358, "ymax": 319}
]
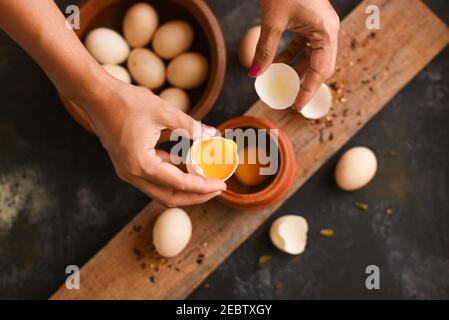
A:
[{"xmin": 0, "ymin": 0, "xmax": 448, "ymax": 299}]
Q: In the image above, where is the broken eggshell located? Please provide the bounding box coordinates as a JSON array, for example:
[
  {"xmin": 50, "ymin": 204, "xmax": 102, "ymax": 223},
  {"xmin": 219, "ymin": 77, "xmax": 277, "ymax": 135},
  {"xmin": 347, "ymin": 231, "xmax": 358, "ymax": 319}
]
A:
[
  {"xmin": 300, "ymin": 83, "xmax": 333, "ymax": 119},
  {"xmin": 186, "ymin": 136, "xmax": 239, "ymax": 181},
  {"xmin": 255, "ymin": 63, "xmax": 300, "ymax": 110},
  {"xmin": 270, "ymin": 215, "xmax": 308, "ymax": 255}
]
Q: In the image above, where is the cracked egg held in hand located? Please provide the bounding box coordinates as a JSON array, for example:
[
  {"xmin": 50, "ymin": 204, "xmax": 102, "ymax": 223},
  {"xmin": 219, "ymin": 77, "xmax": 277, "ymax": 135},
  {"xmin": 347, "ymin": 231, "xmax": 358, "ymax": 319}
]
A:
[
  {"xmin": 187, "ymin": 137, "xmax": 239, "ymax": 181},
  {"xmin": 255, "ymin": 63, "xmax": 300, "ymax": 110}
]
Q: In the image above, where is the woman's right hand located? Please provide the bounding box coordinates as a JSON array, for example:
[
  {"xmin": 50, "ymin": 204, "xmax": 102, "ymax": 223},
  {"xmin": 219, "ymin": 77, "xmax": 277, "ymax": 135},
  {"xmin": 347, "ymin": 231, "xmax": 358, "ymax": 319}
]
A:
[{"xmin": 75, "ymin": 74, "xmax": 227, "ymax": 207}]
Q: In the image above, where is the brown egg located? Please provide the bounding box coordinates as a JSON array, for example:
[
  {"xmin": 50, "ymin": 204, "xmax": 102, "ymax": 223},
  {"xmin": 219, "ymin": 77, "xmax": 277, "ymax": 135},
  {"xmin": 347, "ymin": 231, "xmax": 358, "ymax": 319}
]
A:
[
  {"xmin": 167, "ymin": 53, "xmax": 208, "ymax": 89},
  {"xmin": 127, "ymin": 48, "xmax": 165, "ymax": 89},
  {"xmin": 153, "ymin": 21, "xmax": 194, "ymax": 60},
  {"xmin": 238, "ymin": 25, "xmax": 261, "ymax": 68},
  {"xmin": 122, "ymin": 2, "xmax": 159, "ymax": 48},
  {"xmin": 160, "ymin": 88, "xmax": 190, "ymax": 113}
]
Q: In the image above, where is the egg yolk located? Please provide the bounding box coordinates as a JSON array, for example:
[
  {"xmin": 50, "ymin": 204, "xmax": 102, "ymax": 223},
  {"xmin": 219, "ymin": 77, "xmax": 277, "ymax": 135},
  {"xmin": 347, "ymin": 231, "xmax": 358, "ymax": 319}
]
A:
[
  {"xmin": 194, "ymin": 138, "xmax": 238, "ymax": 180},
  {"xmin": 235, "ymin": 146, "xmax": 270, "ymax": 187}
]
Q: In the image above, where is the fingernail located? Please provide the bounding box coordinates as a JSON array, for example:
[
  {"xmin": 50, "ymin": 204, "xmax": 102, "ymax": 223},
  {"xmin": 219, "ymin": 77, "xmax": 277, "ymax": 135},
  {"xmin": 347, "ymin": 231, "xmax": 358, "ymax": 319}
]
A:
[
  {"xmin": 248, "ymin": 63, "xmax": 261, "ymax": 78},
  {"xmin": 202, "ymin": 125, "xmax": 219, "ymax": 138}
]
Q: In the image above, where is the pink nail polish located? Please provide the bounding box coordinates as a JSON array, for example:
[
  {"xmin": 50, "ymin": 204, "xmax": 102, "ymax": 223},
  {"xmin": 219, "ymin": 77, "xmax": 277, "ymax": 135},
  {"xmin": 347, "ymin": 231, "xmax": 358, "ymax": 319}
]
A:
[
  {"xmin": 248, "ymin": 63, "xmax": 261, "ymax": 78},
  {"xmin": 202, "ymin": 125, "xmax": 218, "ymax": 137}
]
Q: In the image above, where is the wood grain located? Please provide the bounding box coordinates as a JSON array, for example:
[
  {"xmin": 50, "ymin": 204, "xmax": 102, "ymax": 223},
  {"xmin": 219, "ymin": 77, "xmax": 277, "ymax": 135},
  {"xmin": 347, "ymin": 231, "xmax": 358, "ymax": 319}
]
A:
[{"xmin": 52, "ymin": 0, "xmax": 449, "ymax": 299}]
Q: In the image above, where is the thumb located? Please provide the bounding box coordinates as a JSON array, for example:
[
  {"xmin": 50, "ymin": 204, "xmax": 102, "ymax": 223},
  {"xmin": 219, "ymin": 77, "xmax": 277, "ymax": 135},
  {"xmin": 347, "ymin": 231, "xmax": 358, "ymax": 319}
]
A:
[
  {"xmin": 162, "ymin": 107, "xmax": 219, "ymax": 141},
  {"xmin": 249, "ymin": 24, "xmax": 283, "ymax": 78}
]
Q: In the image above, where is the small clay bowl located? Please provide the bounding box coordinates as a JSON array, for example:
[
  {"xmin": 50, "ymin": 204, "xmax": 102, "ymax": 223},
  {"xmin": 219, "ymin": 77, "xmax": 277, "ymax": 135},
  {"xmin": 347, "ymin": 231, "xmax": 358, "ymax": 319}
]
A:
[
  {"xmin": 217, "ymin": 116, "xmax": 296, "ymax": 210},
  {"xmin": 59, "ymin": 0, "xmax": 226, "ymax": 141}
]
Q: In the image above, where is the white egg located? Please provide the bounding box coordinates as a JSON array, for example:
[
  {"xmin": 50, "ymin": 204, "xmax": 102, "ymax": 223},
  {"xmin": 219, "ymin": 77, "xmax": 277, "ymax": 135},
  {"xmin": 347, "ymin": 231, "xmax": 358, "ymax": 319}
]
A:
[
  {"xmin": 254, "ymin": 63, "xmax": 300, "ymax": 110},
  {"xmin": 122, "ymin": 2, "xmax": 159, "ymax": 48},
  {"xmin": 335, "ymin": 147, "xmax": 377, "ymax": 191},
  {"xmin": 300, "ymin": 83, "xmax": 333, "ymax": 119},
  {"xmin": 270, "ymin": 215, "xmax": 308, "ymax": 255},
  {"xmin": 127, "ymin": 48, "xmax": 165, "ymax": 89},
  {"xmin": 186, "ymin": 137, "xmax": 239, "ymax": 181},
  {"xmin": 152, "ymin": 208, "xmax": 192, "ymax": 258},
  {"xmin": 160, "ymin": 87, "xmax": 190, "ymax": 112},
  {"xmin": 84, "ymin": 28, "xmax": 130, "ymax": 64},
  {"xmin": 102, "ymin": 64, "xmax": 132, "ymax": 83}
]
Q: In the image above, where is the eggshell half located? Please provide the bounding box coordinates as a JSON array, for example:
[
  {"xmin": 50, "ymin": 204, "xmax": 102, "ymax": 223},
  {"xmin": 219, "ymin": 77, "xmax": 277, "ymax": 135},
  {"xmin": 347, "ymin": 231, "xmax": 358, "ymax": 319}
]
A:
[
  {"xmin": 335, "ymin": 147, "xmax": 377, "ymax": 191},
  {"xmin": 153, "ymin": 208, "xmax": 192, "ymax": 258},
  {"xmin": 102, "ymin": 64, "xmax": 132, "ymax": 83},
  {"xmin": 186, "ymin": 137, "xmax": 239, "ymax": 181},
  {"xmin": 270, "ymin": 215, "xmax": 308, "ymax": 255},
  {"xmin": 255, "ymin": 63, "xmax": 300, "ymax": 110},
  {"xmin": 300, "ymin": 83, "xmax": 333, "ymax": 119},
  {"xmin": 84, "ymin": 28, "xmax": 130, "ymax": 64}
]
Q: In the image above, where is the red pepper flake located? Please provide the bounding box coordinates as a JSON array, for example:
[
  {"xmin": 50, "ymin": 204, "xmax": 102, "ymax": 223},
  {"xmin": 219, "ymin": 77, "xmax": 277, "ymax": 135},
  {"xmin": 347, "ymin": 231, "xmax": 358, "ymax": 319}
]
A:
[
  {"xmin": 175, "ymin": 267, "xmax": 180, "ymax": 272},
  {"xmin": 350, "ymin": 38, "xmax": 358, "ymax": 50},
  {"xmin": 132, "ymin": 224, "xmax": 142, "ymax": 233},
  {"xmin": 203, "ymin": 283, "xmax": 210, "ymax": 289},
  {"xmin": 369, "ymin": 86, "xmax": 374, "ymax": 92},
  {"xmin": 369, "ymin": 32, "xmax": 376, "ymax": 39},
  {"xmin": 361, "ymin": 79, "xmax": 370, "ymax": 85},
  {"xmin": 149, "ymin": 276, "xmax": 156, "ymax": 284},
  {"xmin": 329, "ymin": 82, "xmax": 338, "ymax": 90},
  {"xmin": 328, "ymin": 132, "xmax": 334, "ymax": 141}
]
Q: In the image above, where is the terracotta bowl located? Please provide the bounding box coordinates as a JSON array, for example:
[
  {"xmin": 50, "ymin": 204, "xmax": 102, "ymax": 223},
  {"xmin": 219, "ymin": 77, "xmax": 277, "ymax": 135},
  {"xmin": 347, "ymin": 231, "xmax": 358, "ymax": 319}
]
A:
[
  {"xmin": 217, "ymin": 116, "xmax": 296, "ymax": 210},
  {"xmin": 59, "ymin": 0, "xmax": 226, "ymax": 139}
]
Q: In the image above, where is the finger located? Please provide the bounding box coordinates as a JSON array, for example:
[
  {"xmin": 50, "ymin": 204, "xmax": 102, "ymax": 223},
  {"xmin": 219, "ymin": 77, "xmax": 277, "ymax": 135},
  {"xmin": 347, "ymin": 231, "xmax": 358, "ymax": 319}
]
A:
[
  {"xmin": 159, "ymin": 104, "xmax": 218, "ymax": 140},
  {"xmin": 274, "ymin": 37, "xmax": 308, "ymax": 63},
  {"xmin": 140, "ymin": 149, "xmax": 227, "ymax": 194},
  {"xmin": 292, "ymin": 46, "xmax": 332, "ymax": 111},
  {"xmin": 250, "ymin": 23, "xmax": 284, "ymax": 77},
  {"xmin": 132, "ymin": 177, "xmax": 222, "ymax": 207},
  {"xmin": 156, "ymin": 149, "xmax": 186, "ymax": 171}
]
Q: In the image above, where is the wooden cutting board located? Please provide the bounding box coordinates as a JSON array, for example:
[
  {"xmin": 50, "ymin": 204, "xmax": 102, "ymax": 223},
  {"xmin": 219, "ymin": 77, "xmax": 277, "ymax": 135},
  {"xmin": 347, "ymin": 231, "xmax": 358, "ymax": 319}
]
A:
[{"xmin": 52, "ymin": 0, "xmax": 449, "ymax": 299}]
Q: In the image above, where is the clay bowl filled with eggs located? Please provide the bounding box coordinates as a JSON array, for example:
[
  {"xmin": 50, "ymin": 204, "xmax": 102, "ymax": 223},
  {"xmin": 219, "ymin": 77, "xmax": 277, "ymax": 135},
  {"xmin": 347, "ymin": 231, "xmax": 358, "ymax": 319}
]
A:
[
  {"xmin": 59, "ymin": 0, "xmax": 226, "ymax": 140},
  {"xmin": 216, "ymin": 116, "xmax": 296, "ymax": 210}
]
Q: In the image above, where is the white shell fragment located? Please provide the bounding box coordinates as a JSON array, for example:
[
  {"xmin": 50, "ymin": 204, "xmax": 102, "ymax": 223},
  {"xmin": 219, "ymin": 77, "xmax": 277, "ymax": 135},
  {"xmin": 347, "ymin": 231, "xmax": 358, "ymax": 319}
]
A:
[
  {"xmin": 255, "ymin": 63, "xmax": 300, "ymax": 110},
  {"xmin": 300, "ymin": 83, "xmax": 333, "ymax": 119},
  {"xmin": 270, "ymin": 215, "xmax": 308, "ymax": 255},
  {"xmin": 153, "ymin": 208, "xmax": 192, "ymax": 258}
]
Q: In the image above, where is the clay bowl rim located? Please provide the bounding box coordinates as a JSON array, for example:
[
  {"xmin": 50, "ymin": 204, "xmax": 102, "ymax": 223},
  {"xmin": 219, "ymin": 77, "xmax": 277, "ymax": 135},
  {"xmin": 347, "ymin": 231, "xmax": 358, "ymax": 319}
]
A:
[
  {"xmin": 217, "ymin": 116, "xmax": 296, "ymax": 210},
  {"xmin": 59, "ymin": 0, "xmax": 226, "ymax": 136}
]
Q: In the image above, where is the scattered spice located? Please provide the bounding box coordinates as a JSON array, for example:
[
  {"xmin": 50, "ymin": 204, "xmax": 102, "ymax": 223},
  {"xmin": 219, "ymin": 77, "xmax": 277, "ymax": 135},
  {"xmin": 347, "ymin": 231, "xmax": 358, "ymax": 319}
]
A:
[
  {"xmin": 202, "ymin": 242, "xmax": 208, "ymax": 248},
  {"xmin": 354, "ymin": 201, "xmax": 369, "ymax": 211},
  {"xmin": 369, "ymin": 86, "xmax": 374, "ymax": 92},
  {"xmin": 320, "ymin": 229, "xmax": 335, "ymax": 237},
  {"xmin": 384, "ymin": 150, "xmax": 399, "ymax": 157},
  {"xmin": 149, "ymin": 276, "xmax": 156, "ymax": 284},
  {"xmin": 319, "ymin": 129, "xmax": 324, "ymax": 143},
  {"xmin": 175, "ymin": 267, "xmax": 180, "ymax": 272},
  {"xmin": 133, "ymin": 248, "xmax": 143, "ymax": 261},
  {"xmin": 369, "ymin": 31, "xmax": 376, "ymax": 39},
  {"xmin": 132, "ymin": 224, "xmax": 142, "ymax": 233},
  {"xmin": 386, "ymin": 208, "xmax": 393, "ymax": 216},
  {"xmin": 356, "ymin": 110, "xmax": 362, "ymax": 117},
  {"xmin": 328, "ymin": 132, "xmax": 334, "ymax": 141},
  {"xmin": 203, "ymin": 283, "xmax": 210, "ymax": 289},
  {"xmin": 350, "ymin": 38, "xmax": 358, "ymax": 50},
  {"xmin": 196, "ymin": 253, "xmax": 205, "ymax": 265},
  {"xmin": 348, "ymin": 61, "xmax": 355, "ymax": 67},
  {"xmin": 342, "ymin": 108, "xmax": 348, "ymax": 117},
  {"xmin": 140, "ymin": 262, "xmax": 146, "ymax": 270},
  {"xmin": 258, "ymin": 255, "xmax": 273, "ymax": 266},
  {"xmin": 361, "ymin": 79, "xmax": 371, "ymax": 85},
  {"xmin": 168, "ymin": 264, "xmax": 172, "ymax": 269}
]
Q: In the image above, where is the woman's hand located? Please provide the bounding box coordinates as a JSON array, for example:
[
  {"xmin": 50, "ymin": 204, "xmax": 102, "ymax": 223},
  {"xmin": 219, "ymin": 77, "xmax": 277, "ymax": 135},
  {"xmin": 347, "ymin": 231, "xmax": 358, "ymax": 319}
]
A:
[
  {"xmin": 250, "ymin": 0, "xmax": 340, "ymax": 110},
  {"xmin": 77, "ymin": 74, "xmax": 226, "ymax": 207}
]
